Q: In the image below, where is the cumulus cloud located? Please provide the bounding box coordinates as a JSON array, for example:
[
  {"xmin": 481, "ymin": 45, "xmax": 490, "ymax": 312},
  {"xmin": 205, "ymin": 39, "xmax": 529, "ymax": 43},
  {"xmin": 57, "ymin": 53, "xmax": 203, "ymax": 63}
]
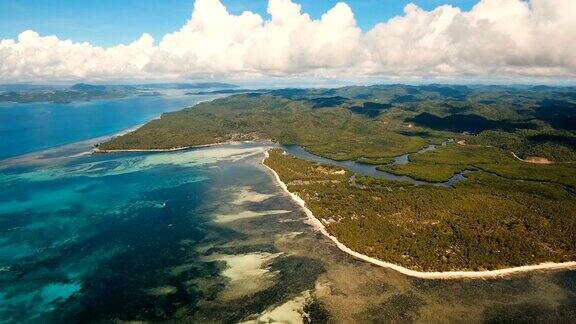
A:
[
  {"xmin": 364, "ymin": 0, "xmax": 576, "ymax": 76},
  {"xmin": 0, "ymin": 0, "xmax": 574, "ymax": 81}
]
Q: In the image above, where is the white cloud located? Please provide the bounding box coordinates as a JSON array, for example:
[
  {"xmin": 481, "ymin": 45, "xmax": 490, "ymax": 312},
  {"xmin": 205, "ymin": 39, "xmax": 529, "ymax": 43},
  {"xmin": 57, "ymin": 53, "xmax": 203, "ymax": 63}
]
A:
[
  {"xmin": 364, "ymin": 0, "xmax": 576, "ymax": 77},
  {"xmin": 0, "ymin": 0, "xmax": 574, "ymax": 81}
]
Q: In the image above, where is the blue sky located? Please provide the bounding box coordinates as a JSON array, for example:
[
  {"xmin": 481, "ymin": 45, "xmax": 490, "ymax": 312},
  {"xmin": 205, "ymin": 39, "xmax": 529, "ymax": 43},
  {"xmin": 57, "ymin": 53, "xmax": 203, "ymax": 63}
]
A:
[{"xmin": 0, "ymin": 0, "xmax": 477, "ymax": 47}]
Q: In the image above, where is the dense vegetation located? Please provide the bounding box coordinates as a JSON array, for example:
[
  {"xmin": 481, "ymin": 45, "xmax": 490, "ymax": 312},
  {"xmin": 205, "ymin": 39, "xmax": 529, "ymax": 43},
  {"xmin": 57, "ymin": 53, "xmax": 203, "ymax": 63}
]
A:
[
  {"xmin": 101, "ymin": 84, "xmax": 576, "ymax": 162},
  {"xmin": 264, "ymin": 149, "xmax": 576, "ymax": 272},
  {"xmin": 101, "ymin": 84, "xmax": 576, "ymax": 271},
  {"xmin": 99, "ymin": 92, "xmax": 427, "ymax": 159},
  {"xmin": 379, "ymin": 143, "xmax": 576, "ymax": 189}
]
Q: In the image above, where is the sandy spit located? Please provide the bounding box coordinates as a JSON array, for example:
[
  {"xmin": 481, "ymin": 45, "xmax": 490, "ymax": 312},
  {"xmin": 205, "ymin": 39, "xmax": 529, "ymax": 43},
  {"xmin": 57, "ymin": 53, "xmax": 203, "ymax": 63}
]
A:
[
  {"xmin": 93, "ymin": 141, "xmax": 236, "ymax": 153},
  {"xmin": 261, "ymin": 150, "xmax": 576, "ymax": 280}
]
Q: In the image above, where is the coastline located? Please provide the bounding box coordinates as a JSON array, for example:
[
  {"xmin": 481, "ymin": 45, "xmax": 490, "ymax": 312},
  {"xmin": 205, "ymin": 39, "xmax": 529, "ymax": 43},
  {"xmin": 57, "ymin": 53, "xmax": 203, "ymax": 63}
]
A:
[
  {"xmin": 94, "ymin": 146, "xmax": 198, "ymax": 153},
  {"xmin": 93, "ymin": 140, "xmax": 272, "ymax": 154},
  {"xmin": 261, "ymin": 150, "xmax": 576, "ymax": 280},
  {"xmin": 92, "ymin": 96, "xmax": 229, "ymax": 154}
]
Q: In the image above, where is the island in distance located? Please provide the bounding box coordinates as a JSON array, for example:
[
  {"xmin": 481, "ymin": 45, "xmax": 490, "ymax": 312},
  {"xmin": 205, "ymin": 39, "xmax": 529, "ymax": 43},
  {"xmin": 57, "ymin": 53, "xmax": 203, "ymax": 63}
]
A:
[
  {"xmin": 100, "ymin": 84, "xmax": 576, "ymax": 273},
  {"xmin": 0, "ymin": 82, "xmax": 238, "ymax": 103}
]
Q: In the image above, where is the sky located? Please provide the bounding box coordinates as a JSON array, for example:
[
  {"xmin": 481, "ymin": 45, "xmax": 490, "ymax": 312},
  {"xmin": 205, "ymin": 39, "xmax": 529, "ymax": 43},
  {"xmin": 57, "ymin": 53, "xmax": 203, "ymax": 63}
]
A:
[
  {"xmin": 0, "ymin": 0, "xmax": 478, "ymax": 46},
  {"xmin": 0, "ymin": 0, "xmax": 574, "ymax": 82}
]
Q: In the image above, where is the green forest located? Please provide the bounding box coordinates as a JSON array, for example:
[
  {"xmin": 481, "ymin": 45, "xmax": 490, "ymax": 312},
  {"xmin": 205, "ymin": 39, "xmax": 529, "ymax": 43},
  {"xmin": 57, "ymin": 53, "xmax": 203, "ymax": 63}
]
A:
[
  {"xmin": 264, "ymin": 149, "xmax": 576, "ymax": 272},
  {"xmin": 378, "ymin": 143, "xmax": 576, "ymax": 189},
  {"xmin": 100, "ymin": 84, "xmax": 576, "ymax": 162},
  {"xmin": 101, "ymin": 84, "xmax": 576, "ymax": 271}
]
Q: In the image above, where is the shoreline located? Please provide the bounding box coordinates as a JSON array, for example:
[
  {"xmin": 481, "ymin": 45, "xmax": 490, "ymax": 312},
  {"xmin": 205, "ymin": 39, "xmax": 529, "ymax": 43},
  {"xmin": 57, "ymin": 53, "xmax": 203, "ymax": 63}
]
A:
[
  {"xmin": 261, "ymin": 150, "xmax": 576, "ymax": 280},
  {"xmin": 94, "ymin": 146, "xmax": 199, "ymax": 153},
  {"xmin": 92, "ymin": 96, "xmax": 229, "ymax": 154},
  {"xmin": 93, "ymin": 140, "xmax": 274, "ymax": 154}
]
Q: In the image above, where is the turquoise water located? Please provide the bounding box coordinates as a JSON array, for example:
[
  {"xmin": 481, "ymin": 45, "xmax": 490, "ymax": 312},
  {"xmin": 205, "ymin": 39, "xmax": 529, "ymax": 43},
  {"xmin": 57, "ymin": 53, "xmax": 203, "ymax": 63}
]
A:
[
  {"xmin": 0, "ymin": 92, "xmax": 220, "ymax": 160},
  {"xmin": 0, "ymin": 93, "xmax": 327, "ymax": 322},
  {"xmin": 0, "ymin": 143, "xmax": 276, "ymax": 322}
]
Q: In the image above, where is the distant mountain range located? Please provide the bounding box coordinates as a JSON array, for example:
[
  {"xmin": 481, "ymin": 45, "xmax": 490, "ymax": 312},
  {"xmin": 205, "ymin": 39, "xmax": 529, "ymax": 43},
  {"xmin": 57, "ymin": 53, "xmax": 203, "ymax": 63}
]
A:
[
  {"xmin": 0, "ymin": 82, "xmax": 239, "ymax": 103},
  {"xmin": 139, "ymin": 82, "xmax": 238, "ymax": 90}
]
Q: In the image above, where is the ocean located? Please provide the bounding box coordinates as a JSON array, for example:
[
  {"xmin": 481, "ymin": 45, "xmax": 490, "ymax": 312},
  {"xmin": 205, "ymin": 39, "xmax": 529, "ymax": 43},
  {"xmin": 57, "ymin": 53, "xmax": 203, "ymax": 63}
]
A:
[{"xmin": 0, "ymin": 92, "xmax": 221, "ymax": 161}]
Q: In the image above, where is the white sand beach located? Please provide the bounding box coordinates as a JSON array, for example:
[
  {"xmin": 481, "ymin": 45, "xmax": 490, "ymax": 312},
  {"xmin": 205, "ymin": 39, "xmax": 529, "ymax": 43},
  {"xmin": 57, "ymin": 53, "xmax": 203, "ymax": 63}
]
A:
[{"xmin": 262, "ymin": 150, "xmax": 576, "ymax": 280}]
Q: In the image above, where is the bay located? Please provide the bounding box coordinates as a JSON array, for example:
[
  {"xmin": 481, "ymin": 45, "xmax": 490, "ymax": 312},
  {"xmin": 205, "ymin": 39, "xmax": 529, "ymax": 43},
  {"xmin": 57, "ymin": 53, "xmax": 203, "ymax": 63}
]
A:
[{"xmin": 0, "ymin": 91, "xmax": 221, "ymax": 161}]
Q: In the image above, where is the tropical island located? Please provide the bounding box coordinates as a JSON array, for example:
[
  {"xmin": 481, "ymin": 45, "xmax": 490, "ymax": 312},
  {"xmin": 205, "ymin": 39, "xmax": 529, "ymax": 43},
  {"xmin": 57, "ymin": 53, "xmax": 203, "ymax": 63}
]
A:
[{"xmin": 98, "ymin": 84, "xmax": 576, "ymax": 273}]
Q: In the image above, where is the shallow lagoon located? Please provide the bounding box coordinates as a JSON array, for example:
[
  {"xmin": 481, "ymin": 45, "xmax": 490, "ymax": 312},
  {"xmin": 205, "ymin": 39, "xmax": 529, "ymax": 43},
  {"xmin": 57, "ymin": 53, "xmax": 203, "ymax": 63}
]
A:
[{"xmin": 0, "ymin": 142, "xmax": 574, "ymax": 323}]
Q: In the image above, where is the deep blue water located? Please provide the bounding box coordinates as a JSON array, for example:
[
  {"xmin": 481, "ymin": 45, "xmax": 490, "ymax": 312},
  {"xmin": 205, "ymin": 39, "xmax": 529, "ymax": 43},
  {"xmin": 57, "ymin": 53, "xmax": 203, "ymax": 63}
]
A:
[{"xmin": 0, "ymin": 92, "xmax": 220, "ymax": 160}]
